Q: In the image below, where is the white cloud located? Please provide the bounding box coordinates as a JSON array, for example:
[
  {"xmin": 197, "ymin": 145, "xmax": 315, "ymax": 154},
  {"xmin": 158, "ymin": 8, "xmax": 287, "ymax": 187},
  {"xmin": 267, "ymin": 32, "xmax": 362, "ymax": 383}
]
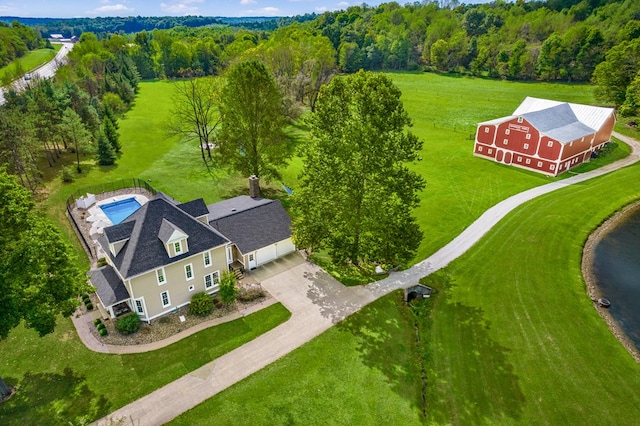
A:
[
  {"xmin": 160, "ymin": 0, "xmax": 203, "ymax": 15},
  {"xmin": 245, "ymin": 6, "xmax": 279, "ymax": 16},
  {"xmin": 315, "ymin": 6, "xmax": 327, "ymax": 12},
  {"xmin": 0, "ymin": 3, "xmax": 18, "ymax": 14},
  {"xmin": 240, "ymin": 0, "xmax": 256, "ymax": 4},
  {"xmin": 337, "ymin": 1, "xmax": 349, "ymax": 7},
  {"xmin": 91, "ymin": 4, "xmax": 134, "ymax": 13}
]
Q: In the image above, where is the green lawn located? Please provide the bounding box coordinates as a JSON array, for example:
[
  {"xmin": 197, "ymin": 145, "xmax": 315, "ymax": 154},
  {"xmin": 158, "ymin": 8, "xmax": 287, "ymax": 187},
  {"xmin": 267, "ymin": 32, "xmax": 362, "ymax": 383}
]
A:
[
  {"xmin": 0, "ymin": 45, "xmax": 61, "ymax": 83},
  {"xmin": 0, "ymin": 303, "xmax": 290, "ymax": 425},
  {"xmin": 172, "ymin": 162, "xmax": 640, "ymax": 426},
  {"xmin": 172, "ymin": 292, "xmax": 425, "ymax": 426}
]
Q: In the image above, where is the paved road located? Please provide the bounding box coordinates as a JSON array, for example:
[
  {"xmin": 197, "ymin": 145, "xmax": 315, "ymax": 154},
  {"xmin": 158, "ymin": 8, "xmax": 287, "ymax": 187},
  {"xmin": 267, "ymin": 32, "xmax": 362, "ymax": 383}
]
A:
[
  {"xmin": 94, "ymin": 132, "xmax": 640, "ymax": 425},
  {"xmin": 0, "ymin": 42, "xmax": 73, "ymax": 105}
]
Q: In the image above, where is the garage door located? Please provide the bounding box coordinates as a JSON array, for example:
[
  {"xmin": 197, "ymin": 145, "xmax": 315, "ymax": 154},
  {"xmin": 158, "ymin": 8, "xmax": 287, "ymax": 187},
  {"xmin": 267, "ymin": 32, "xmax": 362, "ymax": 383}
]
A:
[
  {"xmin": 256, "ymin": 245, "xmax": 277, "ymax": 266},
  {"xmin": 276, "ymin": 238, "xmax": 296, "ymax": 257}
]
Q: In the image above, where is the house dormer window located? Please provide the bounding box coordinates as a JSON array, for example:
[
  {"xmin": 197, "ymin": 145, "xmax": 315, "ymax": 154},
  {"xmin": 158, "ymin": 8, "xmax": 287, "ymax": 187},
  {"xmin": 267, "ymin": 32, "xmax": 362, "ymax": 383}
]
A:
[{"xmin": 174, "ymin": 241, "xmax": 183, "ymax": 254}]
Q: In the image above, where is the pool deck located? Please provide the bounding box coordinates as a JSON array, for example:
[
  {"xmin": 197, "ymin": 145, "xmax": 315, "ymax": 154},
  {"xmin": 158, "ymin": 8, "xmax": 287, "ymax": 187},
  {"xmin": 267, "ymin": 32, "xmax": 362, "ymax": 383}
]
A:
[{"xmin": 86, "ymin": 194, "xmax": 149, "ymax": 237}]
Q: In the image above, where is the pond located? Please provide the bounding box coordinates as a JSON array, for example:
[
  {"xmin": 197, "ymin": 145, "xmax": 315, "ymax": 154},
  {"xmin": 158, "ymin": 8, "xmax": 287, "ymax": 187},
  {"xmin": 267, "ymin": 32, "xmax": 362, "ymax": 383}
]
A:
[{"xmin": 590, "ymin": 204, "xmax": 640, "ymax": 352}]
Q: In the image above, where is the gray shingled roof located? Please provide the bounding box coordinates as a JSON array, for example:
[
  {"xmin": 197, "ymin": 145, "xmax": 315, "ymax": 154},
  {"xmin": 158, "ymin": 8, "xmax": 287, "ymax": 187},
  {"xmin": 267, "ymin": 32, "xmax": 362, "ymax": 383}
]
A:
[
  {"xmin": 103, "ymin": 221, "xmax": 135, "ymax": 242},
  {"xmin": 207, "ymin": 195, "xmax": 273, "ymax": 220},
  {"xmin": 208, "ymin": 198, "xmax": 292, "ymax": 254},
  {"xmin": 177, "ymin": 199, "xmax": 209, "ymax": 217},
  {"xmin": 99, "ymin": 194, "xmax": 229, "ymax": 279},
  {"xmin": 522, "ymin": 103, "xmax": 595, "ymax": 143},
  {"xmin": 89, "ymin": 265, "xmax": 130, "ymax": 307}
]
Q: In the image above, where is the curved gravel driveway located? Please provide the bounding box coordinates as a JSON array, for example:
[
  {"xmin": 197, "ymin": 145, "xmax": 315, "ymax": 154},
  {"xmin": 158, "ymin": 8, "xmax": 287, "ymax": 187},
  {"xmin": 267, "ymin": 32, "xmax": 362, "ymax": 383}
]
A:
[{"xmin": 94, "ymin": 131, "xmax": 640, "ymax": 426}]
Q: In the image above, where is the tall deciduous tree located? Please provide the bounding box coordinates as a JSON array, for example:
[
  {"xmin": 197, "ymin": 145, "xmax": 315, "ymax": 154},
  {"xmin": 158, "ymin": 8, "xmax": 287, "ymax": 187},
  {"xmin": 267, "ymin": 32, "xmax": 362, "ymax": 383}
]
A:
[
  {"xmin": 292, "ymin": 70, "xmax": 425, "ymax": 266},
  {"xmin": 59, "ymin": 108, "xmax": 93, "ymax": 173},
  {"xmin": 167, "ymin": 77, "xmax": 221, "ymax": 163},
  {"xmin": 0, "ymin": 169, "xmax": 88, "ymax": 339},
  {"xmin": 218, "ymin": 60, "xmax": 290, "ymax": 181}
]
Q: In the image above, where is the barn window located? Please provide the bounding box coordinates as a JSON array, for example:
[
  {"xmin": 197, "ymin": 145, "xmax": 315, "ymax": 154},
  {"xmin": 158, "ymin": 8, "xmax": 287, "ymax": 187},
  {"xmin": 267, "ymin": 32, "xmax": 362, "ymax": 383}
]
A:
[
  {"xmin": 503, "ymin": 139, "xmax": 508, "ymax": 145},
  {"xmin": 517, "ymin": 156, "xmax": 522, "ymax": 162},
  {"xmin": 524, "ymin": 143, "xmax": 529, "ymax": 149},
  {"xmin": 550, "ymin": 165, "xmax": 556, "ymax": 171},
  {"xmin": 478, "ymin": 146, "xmax": 483, "ymax": 152},
  {"xmin": 537, "ymin": 161, "xmax": 543, "ymax": 167},
  {"xmin": 526, "ymin": 159, "xmax": 531, "ymax": 164},
  {"xmin": 488, "ymin": 149, "xmax": 493, "ymax": 154},
  {"xmin": 484, "ymin": 127, "xmax": 489, "ymax": 133},
  {"xmin": 505, "ymin": 129, "xmax": 510, "ymax": 135},
  {"xmin": 547, "ymin": 141, "xmax": 553, "ymax": 147},
  {"xmin": 517, "ymin": 116, "xmax": 523, "ymax": 123},
  {"xmin": 526, "ymin": 134, "xmax": 531, "ymax": 140}
]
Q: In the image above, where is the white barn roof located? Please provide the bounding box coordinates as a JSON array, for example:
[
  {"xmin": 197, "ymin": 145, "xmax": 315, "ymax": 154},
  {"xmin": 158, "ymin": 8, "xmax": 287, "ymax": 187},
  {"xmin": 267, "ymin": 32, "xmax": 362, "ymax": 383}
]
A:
[{"xmin": 513, "ymin": 97, "xmax": 614, "ymax": 133}]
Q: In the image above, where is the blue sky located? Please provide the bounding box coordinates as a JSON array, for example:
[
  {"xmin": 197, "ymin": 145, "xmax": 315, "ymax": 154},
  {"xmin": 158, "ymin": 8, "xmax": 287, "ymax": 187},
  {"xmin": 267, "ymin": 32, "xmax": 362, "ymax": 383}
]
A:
[
  {"xmin": 0, "ymin": 0, "xmax": 405, "ymax": 18},
  {"xmin": 0, "ymin": 0, "xmax": 492, "ymax": 18}
]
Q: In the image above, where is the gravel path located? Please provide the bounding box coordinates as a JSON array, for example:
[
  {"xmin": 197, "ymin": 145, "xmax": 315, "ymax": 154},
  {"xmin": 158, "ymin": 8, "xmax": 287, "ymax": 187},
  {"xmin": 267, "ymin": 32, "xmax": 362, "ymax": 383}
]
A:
[{"xmin": 94, "ymin": 131, "xmax": 640, "ymax": 425}]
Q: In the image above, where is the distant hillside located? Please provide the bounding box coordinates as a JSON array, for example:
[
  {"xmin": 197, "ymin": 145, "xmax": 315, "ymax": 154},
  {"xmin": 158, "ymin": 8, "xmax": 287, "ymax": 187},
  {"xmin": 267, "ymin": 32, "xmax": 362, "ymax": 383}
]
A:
[{"xmin": 0, "ymin": 14, "xmax": 318, "ymax": 37}]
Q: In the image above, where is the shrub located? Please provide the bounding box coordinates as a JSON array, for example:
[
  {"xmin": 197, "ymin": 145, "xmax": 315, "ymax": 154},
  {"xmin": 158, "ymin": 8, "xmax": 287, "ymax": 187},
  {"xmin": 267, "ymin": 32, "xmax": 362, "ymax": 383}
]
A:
[
  {"xmin": 190, "ymin": 292, "xmax": 214, "ymax": 316},
  {"xmin": 237, "ymin": 286, "xmax": 266, "ymax": 302},
  {"xmin": 93, "ymin": 318, "xmax": 102, "ymax": 326},
  {"xmin": 86, "ymin": 303, "xmax": 93, "ymax": 310},
  {"xmin": 99, "ymin": 328, "xmax": 108, "ymax": 336},
  {"xmin": 116, "ymin": 312, "xmax": 140, "ymax": 335},
  {"xmin": 218, "ymin": 271, "xmax": 238, "ymax": 304},
  {"xmin": 61, "ymin": 166, "xmax": 75, "ymax": 183},
  {"xmin": 97, "ymin": 323, "xmax": 106, "ymax": 331},
  {"xmin": 83, "ymin": 297, "xmax": 91, "ymax": 304}
]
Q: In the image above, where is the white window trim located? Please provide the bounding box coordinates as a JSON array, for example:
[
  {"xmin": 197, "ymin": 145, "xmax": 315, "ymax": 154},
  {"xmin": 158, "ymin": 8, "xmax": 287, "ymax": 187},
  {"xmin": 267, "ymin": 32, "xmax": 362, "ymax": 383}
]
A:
[
  {"xmin": 523, "ymin": 143, "xmax": 529, "ymax": 149},
  {"xmin": 204, "ymin": 270, "xmax": 221, "ymax": 292},
  {"xmin": 526, "ymin": 134, "xmax": 531, "ymax": 140},
  {"xmin": 517, "ymin": 116, "xmax": 523, "ymax": 123},
  {"xmin": 505, "ymin": 129, "xmax": 510, "ymax": 135},
  {"xmin": 484, "ymin": 127, "xmax": 489, "ymax": 133},
  {"xmin": 547, "ymin": 141, "xmax": 553, "ymax": 147},
  {"xmin": 185, "ymin": 263, "xmax": 194, "ymax": 281},
  {"xmin": 203, "ymin": 250, "xmax": 212, "ymax": 268},
  {"xmin": 525, "ymin": 159, "xmax": 531, "ymax": 164},
  {"xmin": 537, "ymin": 161, "xmax": 543, "ymax": 167},
  {"xmin": 478, "ymin": 145, "xmax": 483, "ymax": 152},
  {"xmin": 550, "ymin": 164, "xmax": 556, "ymax": 170},
  {"xmin": 174, "ymin": 241, "xmax": 183, "ymax": 255},
  {"xmin": 503, "ymin": 139, "xmax": 508, "ymax": 145},
  {"xmin": 161, "ymin": 290, "xmax": 171, "ymax": 308},
  {"xmin": 188, "ymin": 285, "xmax": 195, "ymax": 292},
  {"xmin": 134, "ymin": 297, "xmax": 146, "ymax": 315},
  {"xmin": 156, "ymin": 267, "xmax": 166, "ymax": 285}
]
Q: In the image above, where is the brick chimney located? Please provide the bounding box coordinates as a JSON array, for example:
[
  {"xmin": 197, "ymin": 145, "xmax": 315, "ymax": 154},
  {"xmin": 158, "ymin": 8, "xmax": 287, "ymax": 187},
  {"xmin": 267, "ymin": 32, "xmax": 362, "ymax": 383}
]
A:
[{"xmin": 249, "ymin": 175, "xmax": 260, "ymax": 198}]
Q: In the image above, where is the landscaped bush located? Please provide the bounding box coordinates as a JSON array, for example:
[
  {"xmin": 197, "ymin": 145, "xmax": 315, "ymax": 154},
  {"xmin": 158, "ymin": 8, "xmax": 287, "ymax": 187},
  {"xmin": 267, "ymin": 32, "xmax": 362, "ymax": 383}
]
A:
[
  {"xmin": 85, "ymin": 302, "xmax": 93, "ymax": 310},
  {"xmin": 61, "ymin": 166, "xmax": 75, "ymax": 183},
  {"xmin": 116, "ymin": 312, "xmax": 140, "ymax": 335},
  {"xmin": 99, "ymin": 328, "xmax": 108, "ymax": 336},
  {"xmin": 218, "ymin": 271, "xmax": 238, "ymax": 304},
  {"xmin": 237, "ymin": 285, "xmax": 265, "ymax": 302},
  {"xmin": 97, "ymin": 323, "xmax": 106, "ymax": 331},
  {"xmin": 190, "ymin": 292, "xmax": 214, "ymax": 316},
  {"xmin": 94, "ymin": 318, "xmax": 102, "ymax": 326}
]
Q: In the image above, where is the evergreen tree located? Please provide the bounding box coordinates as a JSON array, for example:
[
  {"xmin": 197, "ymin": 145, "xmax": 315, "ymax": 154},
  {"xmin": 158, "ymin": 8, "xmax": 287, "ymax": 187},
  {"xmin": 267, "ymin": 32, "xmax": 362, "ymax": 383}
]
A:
[
  {"xmin": 96, "ymin": 131, "xmax": 117, "ymax": 166},
  {"xmin": 103, "ymin": 116, "xmax": 121, "ymax": 152}
]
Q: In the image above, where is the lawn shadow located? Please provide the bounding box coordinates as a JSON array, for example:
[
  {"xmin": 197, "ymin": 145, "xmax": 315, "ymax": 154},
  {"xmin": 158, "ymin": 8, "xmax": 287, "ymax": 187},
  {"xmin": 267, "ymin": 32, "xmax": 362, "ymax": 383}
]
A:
[
  {"xmin": 423, "ymin": 272, "xmax": 526, "ymax": 424},
  {"xmin": 0, "ymin": 368, "xmax": 110, "ymax": 425}
]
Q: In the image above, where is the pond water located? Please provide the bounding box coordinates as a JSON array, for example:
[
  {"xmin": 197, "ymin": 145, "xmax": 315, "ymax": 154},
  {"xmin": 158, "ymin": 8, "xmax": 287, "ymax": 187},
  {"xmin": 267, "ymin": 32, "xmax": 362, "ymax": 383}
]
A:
[{"xmin": 591, "ymin": 205, "xmax": 640, "ymax": 352}]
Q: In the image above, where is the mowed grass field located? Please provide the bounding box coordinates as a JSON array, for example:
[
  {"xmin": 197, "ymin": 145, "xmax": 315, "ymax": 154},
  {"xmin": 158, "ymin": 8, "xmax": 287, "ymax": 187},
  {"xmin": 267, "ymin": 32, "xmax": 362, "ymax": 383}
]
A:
[
  {"xmin": 4, "ymin": 72, "xmax": 638, "ymax": 424},
  {"xmin": 172, "ymin": 146, "xmax": 640, "ymax": 425},
  {"xmin": 0, "ymin": 44, "xmax": 61, "ymax": 82}
]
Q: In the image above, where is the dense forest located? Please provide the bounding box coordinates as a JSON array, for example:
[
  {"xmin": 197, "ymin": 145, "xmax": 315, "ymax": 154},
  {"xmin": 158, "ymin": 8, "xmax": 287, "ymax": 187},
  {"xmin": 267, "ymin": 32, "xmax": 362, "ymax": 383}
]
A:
[{"xmin": 2, "ymin": 0, "xmax": 640, "ymax": 191}]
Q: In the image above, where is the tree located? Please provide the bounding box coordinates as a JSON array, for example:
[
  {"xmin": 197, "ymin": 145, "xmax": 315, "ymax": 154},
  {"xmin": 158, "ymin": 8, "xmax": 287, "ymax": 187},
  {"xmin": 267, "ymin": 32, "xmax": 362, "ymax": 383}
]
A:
[
  {"xmin": 167, "ymin": 78, "xmax": 221, "ymax": 163},
  {"xmin": 96, "ymin": 131, "xmax": 116, "ymax": 166},
  {"xmin": 59, "ymin": 108, "xmax": 93, "ymax": 173},
  {"xmin": 102, "ymin": 115, "xmax": 120, "ymax": 153},
  {"xmin": 218, "ymin": 271, "xmax": 238, "ymax": 304},
  {"xmin": 292, "ymin": 70, "xmax": 425, "ymax": 266},
  {"xmin": 0, "ymin": 169, "xmax": 88, "ymax": 339},
  {"xmin": 218, "ymin": 60, "xmax": 290, "ymax": 181}
]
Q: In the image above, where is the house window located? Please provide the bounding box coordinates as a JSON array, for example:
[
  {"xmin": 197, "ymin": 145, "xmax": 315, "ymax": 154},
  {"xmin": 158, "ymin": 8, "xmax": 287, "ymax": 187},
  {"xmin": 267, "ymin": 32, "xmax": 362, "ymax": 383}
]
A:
[
  {"xmin": 503, "ymin": 139, "xmax": 508, "ymax": 145},
  {"xmin": 525, "ymin": 159, "xmax": 531, "ymax": 164},
  {"xmin": 517, "ymin": 116, "xmax": 523, "ymax": 123},
  {"xmin": 135, "ymin": 298, "xmax": 145, "ymax": 315},
  {"xmin": 174, "ymin": 241, "xmax": 182, "ymax": 255},
  {"xmin": 484, "ymin": 127, "xmax": 489, "ymax": 133},
  {"xmin": 156, "ymin": 268, "xmax": 166, "ymax": 285},
  {"xmin": 537, "ymin": 161, "xmax": 543, "ymax": 167},
  {"xmin": 203, "ymin": 251, "xmax": 211, "ymax": 267},
  {"xmin": 204, "ymin": 271, "xmax": 220, "ymax": 291},
  {"xmin": 547, "ymin": 141, "xmax": 553, "ymax": 147},
  {"xmin": 188, "ymin": 285, "xmax": 195, "ymax": 292},
  {"xmin": 185, "ymin": 263, "xmax": 194, "ymax": 281},
  {"xmin": 505, "ymin": 129, "xmax": 510, "ymax": 135},
  {"xmin": 161, "ymin": 291, "xmax": 171, "ymax": 308},
  {"xmin": 524, "ymin": 143, "xmax": 529, "ymax": 149},
  {"xmin": 526, "ymin": 134, "xmax": 531, "ymax": 140}
]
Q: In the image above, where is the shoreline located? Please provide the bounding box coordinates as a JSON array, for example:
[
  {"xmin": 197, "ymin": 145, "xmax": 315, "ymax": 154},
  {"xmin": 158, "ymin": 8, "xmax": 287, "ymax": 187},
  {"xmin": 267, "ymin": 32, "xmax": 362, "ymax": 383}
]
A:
[{"xmin": 581, "ymin": 199, "xmax": 640, "ymax": 363}]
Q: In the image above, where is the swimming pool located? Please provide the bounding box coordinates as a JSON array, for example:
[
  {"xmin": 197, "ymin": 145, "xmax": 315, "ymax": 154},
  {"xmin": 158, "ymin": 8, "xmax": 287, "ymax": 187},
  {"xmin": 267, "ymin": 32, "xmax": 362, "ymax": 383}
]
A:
[{"xmin": 100, "ymin": 198, "xmax": 142, "ymax": 225}]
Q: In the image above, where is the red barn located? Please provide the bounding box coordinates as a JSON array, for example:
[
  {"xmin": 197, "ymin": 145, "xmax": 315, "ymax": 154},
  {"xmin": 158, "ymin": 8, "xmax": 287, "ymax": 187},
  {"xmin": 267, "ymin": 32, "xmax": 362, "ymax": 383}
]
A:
[{"xmin": 474, "ymin": 97, "xmax": 616, "ymax": 176}]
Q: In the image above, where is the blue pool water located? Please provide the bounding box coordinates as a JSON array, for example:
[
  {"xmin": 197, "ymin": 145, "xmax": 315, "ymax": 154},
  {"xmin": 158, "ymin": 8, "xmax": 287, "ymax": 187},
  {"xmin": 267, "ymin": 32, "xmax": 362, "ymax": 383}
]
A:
[{"xmin": 100, "ymin": 198, "xmax": 142, "ymax": 224}]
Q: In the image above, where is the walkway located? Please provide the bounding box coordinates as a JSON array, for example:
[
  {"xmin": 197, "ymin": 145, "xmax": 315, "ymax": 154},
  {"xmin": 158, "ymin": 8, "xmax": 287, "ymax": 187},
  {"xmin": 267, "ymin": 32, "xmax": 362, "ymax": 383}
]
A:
[{"xmin": 94, "ymin": 132, "xmax": 640, "ymax": 425}]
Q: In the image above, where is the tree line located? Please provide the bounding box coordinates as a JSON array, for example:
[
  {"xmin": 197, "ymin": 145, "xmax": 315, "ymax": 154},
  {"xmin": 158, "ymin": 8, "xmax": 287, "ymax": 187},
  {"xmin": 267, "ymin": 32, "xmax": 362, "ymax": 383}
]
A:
[{"xmin": 0, "ymin": 20, "xmax": 44, "ymax": 69}]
